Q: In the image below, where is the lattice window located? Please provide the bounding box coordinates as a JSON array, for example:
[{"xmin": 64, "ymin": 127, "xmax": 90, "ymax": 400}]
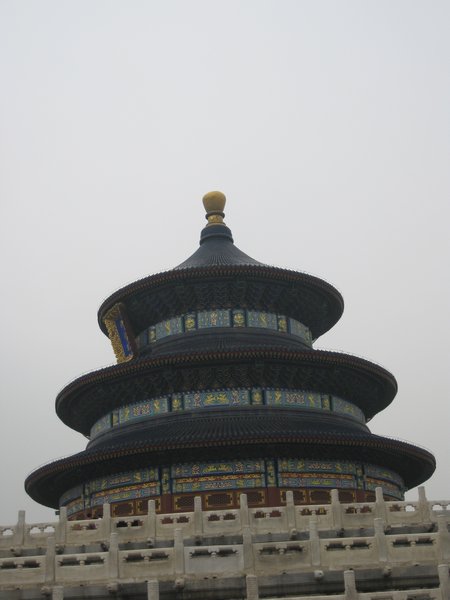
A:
[
  {"xmin": 205, "ymin": 492, "xmax": 233, "ymax": 508},
  {"xmin": 174, "ymin": 495, "xmax": 195, "ymax": 511},
  {"xmin": 246, "ymin": 491, "xmax": 265, "ymax": 506},
  {"xmin": 111, "ymin": 502, "xmax": 134, "ymax": 517},
  {"xmin": 310, "ymin": 490, "xmax": 330, "ymax": 503}
]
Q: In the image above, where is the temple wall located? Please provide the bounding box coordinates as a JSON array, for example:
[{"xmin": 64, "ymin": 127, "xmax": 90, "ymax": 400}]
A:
[
  {"xmin": 1, "ymin": 487, "xmax": 449, "ymax": 599},
  {"xmin": 60, "ymin": 457, "xmax": 405, "ymax": 520}
]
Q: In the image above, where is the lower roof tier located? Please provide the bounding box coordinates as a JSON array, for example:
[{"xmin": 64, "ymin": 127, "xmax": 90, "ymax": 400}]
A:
[
  {"xmin": 55, "ymin": 348, "xmax": 398, "ymax": 435},
  {"xmin": 25, "ymin": 424, "xmax": 435, "ymax": 510}
]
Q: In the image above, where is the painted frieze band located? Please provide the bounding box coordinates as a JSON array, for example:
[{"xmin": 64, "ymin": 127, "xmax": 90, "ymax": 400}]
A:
[
  {"xmin": 60, "ymin": 458, "xmax": 405, "ymax": 516},
  {"xmin": 90, "ymin": 388, "xmax": 365, "ymax": 439},
  {"xmin": 135, "ymin": 309, "xmax": 312, "ymax": 349}
]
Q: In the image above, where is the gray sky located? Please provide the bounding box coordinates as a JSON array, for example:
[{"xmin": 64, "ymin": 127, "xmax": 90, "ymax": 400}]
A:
[{"xmin": 1, "ymin": 1, "xmax": 449, "ymax": 525}]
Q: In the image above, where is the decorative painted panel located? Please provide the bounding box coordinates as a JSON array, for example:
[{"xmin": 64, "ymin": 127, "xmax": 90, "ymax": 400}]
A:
[
  {"xmin": 232, "ymin": 309, "xmax": 246, "ymax": 327},
  {"xmin": 265, "ymin": 389, "xmax": 322, "ymax": 409},
  {"xmin": 266, "ymin": 459, "xmax": 276, "ymax": 486},
  {"xmin": 118, "ymin": 397, "xmax": 169, "ymax": 425},
  {"xmin": 321, "ymin": 395, "xmax": 331, "ymax": 410},
  {"xmin": 89, "ymin": 468, "xmax": 159, "ymax": 493},
  {"xmin": 118, "ymin": 405, "xmax": 132, "ymax": 423},
  {"xmin": 90, "ymin": 413, "xmax": 112, "ymax": 437},
  {"xmin": 277, "ymin": 315, "xmax": 288, "ymax": 332},
  {"xmin": 184, "ymin": 313, "xmax": 197, "ymax": 331},
  {"xmin": 251, "ymin": 388, "xmax": 263, "ymax": 405},
  {"xmin": 279, "ymin": 473, "xmax": 356, "ymax": 489},
  {"xmin": 171, "ymin": 394, "xmax": 183, "ymax": 411},
  {"xmin": 155, "ymin": 316, "xmax": 183, "ymax": 340},
  {"xmin": 288, "ymin": 318, "xmax": 312, "ymax": 343},
  {"xmin": 364, "ymin": 464, "xmax": 404, "ymax": 487},
  {"xmin": 365, "ymin": 478, "xmax": 403, "ymax": 498},
  {"xmin": 171, "ymin": 459, "xmax": 265, "ymax": 478},
  {"xmin": 161, "ymin": 467, "xmax": 170, "ymax": 494},
  {"xmin": 171, "ymin": 459, "xmax": 266, "ymax": 493},
  {"xmin": 172, "ymin": 474, "xmax": 265, "ymax": 493},
  {"xmin": 332, "ymin": 397, "xmax": 365, "ymax": 422},
  {"xmin": 197, "ymin": 309, "xmax": 231, "ymax": 329},
  {"xmin": 278, "ymin": 459, "xmax": 358, "ymax": 475},
  {"xmin": 183, "ymin": 389, "xmax": 250, "ymax": 410},
  {"xmin": 247, "ymin": 311, "xmax": 277, "ymax": 330},
  {"xmin": 90, "ymin": 482, "xmax": 160, "ymax": 506}
]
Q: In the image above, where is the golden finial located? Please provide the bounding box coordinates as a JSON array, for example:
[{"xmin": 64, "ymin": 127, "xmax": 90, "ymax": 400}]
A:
[{"xmin": 202, "ymin": 191, "xmax": 226, "ymax": 226}]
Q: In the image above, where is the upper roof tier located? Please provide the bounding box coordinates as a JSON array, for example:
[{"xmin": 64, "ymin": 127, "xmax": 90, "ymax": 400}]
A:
[
  {"xmin": 97, "ymin": 192, "xmax": 344, "ymax": 341},
  {"xmin": 174, "ymin": 191, "xmax": 264, "ymax": 269}
]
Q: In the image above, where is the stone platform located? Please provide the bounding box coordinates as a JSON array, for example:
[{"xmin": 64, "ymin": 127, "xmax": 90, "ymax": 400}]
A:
[{"xmin": 1, "ymin": 487, "xmax": 449, "ymax": 599}]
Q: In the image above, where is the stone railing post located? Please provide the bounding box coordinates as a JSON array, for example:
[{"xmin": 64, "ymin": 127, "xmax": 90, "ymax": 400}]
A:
[
  {"xmin": 45, "ymin": 535, "xmax": 56, "ymax": 584},
  {"xmin": 285, "ymin": 490, "xmax": 296, "ymax": 532},
  {"xmin": 240, "ymin": 494, "xmax": 249, "ymax": 528},
  {"xmin": 101, "ymin": 504, "xmax": 111, "ymax": 538},
  {"xmin": 343, "ymin": 569, "xmax": 358, "ymax": 600},
  {"xmin": 57, "ymin": 507, "xmax": 67, "ymax": 545},
  {"xmin": 331, "ymin": 489, "xmax": 343, "ymax": 531},
  {"xmin": 52, "ymin": 586, "xmax": 64, "ymax": 600},
  {"xmin": 438, "ymin": 563, "xmax": 450, "ymax": 599},
  {"xmin": 246, "ymin": 574, "xmax": 259, "ymax": 600},
  {"xmin": 146, "ymin": 500, "xmax": 156, "ymax": 542},
  {"xmin": 147, "ymin": 579, "xmax": 159, "ymax": 600},
  {"xmin": 375, "ymin": 487, "xmax": 387, "ymax": 522},
  {"xmin": 308, "ymin": 517, "xmax": 321, "ymax": 567},
  {"xmin": 242, "ymin": 525, "xmax": 254, "ymax": 573},
  {"xmin": 14, "ymin": 509, "xmax": 25, "ymax": 546},
  {"xmin": 417, "ymin": 486, "xmax": 431, "ymax": 524},
  {"xmin": 437, "ymin": 515, "xmax": 450, "ymax": 561},
  {"xmin": 174, "ymin": 528, "xmax": 184, "ymax": 576},
  {"xmin": 374, "ymin": 518, "xmax": 388, "ymax": 563},
  {"xmin": 194, "ymin": 496, "xmax": 203, "ymax": 537},
  {"xmin": 108, "ymin": 532, "xmax": 119, "ymax": 579}
]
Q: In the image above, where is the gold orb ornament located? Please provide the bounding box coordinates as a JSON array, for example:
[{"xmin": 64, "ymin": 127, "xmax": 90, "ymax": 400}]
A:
[{"xmin": 202, "ymin": 191, "xmax": 226, "ymax": 226}]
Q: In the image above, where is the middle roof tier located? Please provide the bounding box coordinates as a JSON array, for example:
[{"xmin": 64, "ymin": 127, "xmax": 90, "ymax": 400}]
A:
[{"xmin": 56, "ymin": 347, "xmax": 397, "ymax": 435}]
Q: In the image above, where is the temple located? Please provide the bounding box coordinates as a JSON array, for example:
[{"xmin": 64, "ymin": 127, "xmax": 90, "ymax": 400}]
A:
[
  {"xmin": 25, "ymin": 192, "xmax": 435, "ymax": 519},
  {"xmin": 1, "ymin": 192, "xmax": 448, "ymax": 600}
]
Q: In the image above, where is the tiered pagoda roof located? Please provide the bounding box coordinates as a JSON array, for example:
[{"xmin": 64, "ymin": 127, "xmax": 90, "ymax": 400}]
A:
[{"xmin": 25, "ymin": 192, "xmax": 435, "ymax": 519}]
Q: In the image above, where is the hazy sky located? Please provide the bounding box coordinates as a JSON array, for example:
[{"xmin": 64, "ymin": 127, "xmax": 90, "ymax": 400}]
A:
[{"xmin": 1, "ymin": 1, "xmax": 449, "ymax": 525}]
